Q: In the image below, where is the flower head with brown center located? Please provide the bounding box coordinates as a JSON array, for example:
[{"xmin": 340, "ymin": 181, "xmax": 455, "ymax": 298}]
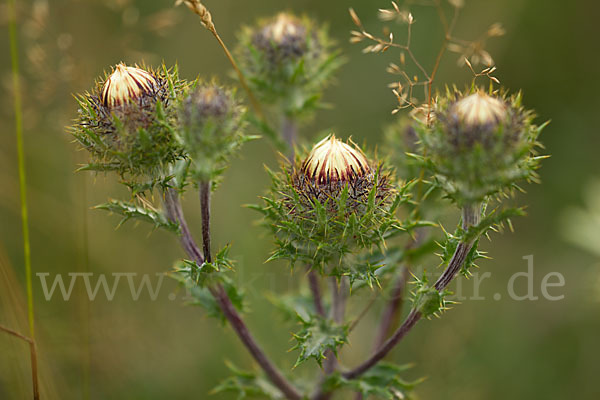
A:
[
  {"xmin": 301, "ymin": 135, "xmax": 370, "ymax": 185},
  {"xmin": 101, "ymin": 63, "xmax": 157, "ymax": 108}
]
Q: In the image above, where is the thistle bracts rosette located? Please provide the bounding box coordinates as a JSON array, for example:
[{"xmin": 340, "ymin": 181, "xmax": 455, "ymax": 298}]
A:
[
  {"xmin": 71, "ymin": 63, "xmax": 188, "ymax": 179},
  {"xmin": 237, "ymin": 13, "xmax": 343, "ymax": 118},
  {"xmin": 256, "ymin": 135, "xmax": 405, "ymax": 278},
  {"xmin": 177, "ymin": 82, "xmax": 249, "ymax": 183},
  {"xmin": 415, "ymin": 88, "xmax": 547, "ymax": 205}
]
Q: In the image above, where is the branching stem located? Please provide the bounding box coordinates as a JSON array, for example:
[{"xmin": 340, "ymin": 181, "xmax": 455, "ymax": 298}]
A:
[
  {"xmin": 164, "ymin": 187, "xmax": 302, "ymax": 400},
  {"xmin": 343, "ymin": 204, "xmax": 481, "ymax": 380}
]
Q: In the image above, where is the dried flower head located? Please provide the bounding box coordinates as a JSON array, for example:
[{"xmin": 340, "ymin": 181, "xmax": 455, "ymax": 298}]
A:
[
  {"xmin": 294, "ymin": 135, "xmax": 396, "ymax": 220},
  {"xmin": 301, "ymin": 135, "xmax": 370, "ymax": 185},
  {"xmin": 453, "ymin": 91, "xmax": 507, "ymax": 128},
  {"xmin": 292, "ymin": 135, "xmax": 387, "ymax": 213},
  {"xmin": 441, "ymin": 90, "xmax": 516, "ymax": 151},
  {"xmin": 101, "ymin": 63, "xmax": 158, "ymax": 108}
]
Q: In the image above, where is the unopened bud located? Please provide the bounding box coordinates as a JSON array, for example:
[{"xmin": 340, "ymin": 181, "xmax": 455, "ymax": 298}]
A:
[{"xmin": 182, "ymin": 84, "xmax": 231, "ymax": 122}]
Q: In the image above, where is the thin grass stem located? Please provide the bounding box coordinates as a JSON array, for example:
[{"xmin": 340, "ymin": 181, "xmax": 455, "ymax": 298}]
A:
[{"xmin": 8, "ymin": 0, "xmax": 35, "ymax": 340}]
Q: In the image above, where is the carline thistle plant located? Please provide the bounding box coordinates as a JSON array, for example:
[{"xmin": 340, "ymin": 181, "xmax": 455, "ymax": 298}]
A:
[{"xmin": 68, "ymin": 2, "xmax": 548, "ymax": 400}]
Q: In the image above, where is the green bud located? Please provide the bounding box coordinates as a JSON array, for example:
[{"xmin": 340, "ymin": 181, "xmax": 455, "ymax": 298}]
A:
[
  {"xmin": 237, "ymin": 13, "xmax": 343, "ymax": 118},
  {"xmin": 177, "ymin": 82, "xmax": 247, "ymax": 182},
  {"xmin": 253, "ymin": 13, "xmax": 310, "ymax": 64}
]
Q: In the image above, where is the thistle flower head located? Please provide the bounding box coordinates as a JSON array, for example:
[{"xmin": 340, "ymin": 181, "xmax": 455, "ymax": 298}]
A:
[
  {"xmin": 263, "ymin": 13, "xmax": 304, "ymax": 44},
  {"xmin": 453, "ymin": 90, "xmax": 507, "ymax": 128},
  {"xmin": 236, "ymin": 13, "xmax": 342, "ymax": 118},
  {"xmin": 101, "ymin": 63, "xmax": 157, "ymax": 108},
  {"xmin": 290, "ymin": 134, "xmax": 393, "ymax": 216},
  {"xmin": 257, "ymin": 134, "xmax": 400, "ymax": 274},
  {"xmin": 253, "ymin": 13, "xmax": 308, "ymax": 61},
  {"xmin": 301, "ymin": 135, "xmax": 370, "ymax": 185},
  {"xmin": 415, "ymin": 88, "xmax": 546, "ymax": 204},
  {"xmin": 70, "ymin": 63, "xmax": 186, "ymax": 179}
]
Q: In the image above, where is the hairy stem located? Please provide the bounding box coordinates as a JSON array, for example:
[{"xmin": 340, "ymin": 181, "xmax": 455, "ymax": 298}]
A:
[
  {"xmin": 343, "ymin": 205, "xmax": 481, "ymax": 380},
  {"xmin": 0, "ymin": 325, "xmax": 39, "ymax": 399},
  {"xmin": 164, "ymin": 188, "xmax": 302, "ymax": 400}
]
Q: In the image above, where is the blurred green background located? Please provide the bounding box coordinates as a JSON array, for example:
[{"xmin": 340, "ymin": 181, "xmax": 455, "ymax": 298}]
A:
[{"xmin": 1, "ymin": 0, "xmax": 599, "ymax": 399}]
